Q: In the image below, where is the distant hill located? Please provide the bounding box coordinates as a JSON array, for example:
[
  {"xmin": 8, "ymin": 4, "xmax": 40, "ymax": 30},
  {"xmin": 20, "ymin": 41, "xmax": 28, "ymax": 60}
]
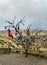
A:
[{"xmin": 0, "ymin": 29, "xmax": 47, "ymax": 36}]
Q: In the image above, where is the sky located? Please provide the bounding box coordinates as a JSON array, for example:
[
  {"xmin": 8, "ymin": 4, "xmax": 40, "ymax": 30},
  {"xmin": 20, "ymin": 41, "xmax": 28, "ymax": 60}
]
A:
[{"xmin": 0, "ymin": 0, "xmax": 47, "ymax": 30}]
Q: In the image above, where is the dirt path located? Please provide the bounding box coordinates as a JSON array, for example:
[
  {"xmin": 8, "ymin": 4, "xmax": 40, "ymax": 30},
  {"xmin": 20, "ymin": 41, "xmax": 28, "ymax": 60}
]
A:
[{"xmin": 0, "ymin": 53, "xmax": 47, "ymax": 65}]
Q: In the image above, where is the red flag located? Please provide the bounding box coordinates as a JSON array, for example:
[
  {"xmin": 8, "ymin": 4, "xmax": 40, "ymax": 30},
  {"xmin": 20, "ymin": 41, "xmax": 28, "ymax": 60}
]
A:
[{"xmin": 7, "ymin": 28, "xmax": 13, "ymax": 39}]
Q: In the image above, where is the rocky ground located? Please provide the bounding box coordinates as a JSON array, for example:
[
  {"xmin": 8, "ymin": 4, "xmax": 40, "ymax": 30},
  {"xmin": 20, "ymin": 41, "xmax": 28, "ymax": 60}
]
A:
[{"xmin": 0, "ymin": 53, "xmax": 47, "ymax": 65}]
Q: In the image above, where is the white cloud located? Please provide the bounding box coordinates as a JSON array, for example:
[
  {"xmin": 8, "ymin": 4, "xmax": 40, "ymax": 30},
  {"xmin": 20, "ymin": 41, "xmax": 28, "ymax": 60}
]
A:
[{"xmin": 0, "ymin": 0, "xmax": 47, "ymax": 30}]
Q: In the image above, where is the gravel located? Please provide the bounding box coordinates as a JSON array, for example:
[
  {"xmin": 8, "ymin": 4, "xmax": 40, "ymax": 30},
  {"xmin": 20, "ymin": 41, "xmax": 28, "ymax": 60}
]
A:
[{"xmin": 0, "ymin": 53, "xmax": 47, "ymax": 65}]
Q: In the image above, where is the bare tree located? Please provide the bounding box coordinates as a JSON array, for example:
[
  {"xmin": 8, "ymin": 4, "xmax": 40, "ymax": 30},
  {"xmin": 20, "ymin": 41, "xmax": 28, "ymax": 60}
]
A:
[{"xmin": 22, "ymin": 24, "xmax": 35, "ymax": 57}]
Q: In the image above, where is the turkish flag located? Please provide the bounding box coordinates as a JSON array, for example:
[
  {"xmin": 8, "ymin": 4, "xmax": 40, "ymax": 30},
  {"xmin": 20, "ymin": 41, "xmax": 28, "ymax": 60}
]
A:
[{"xmin": 7, "ymin": 28, "xmax": 13, "ymax": 39}]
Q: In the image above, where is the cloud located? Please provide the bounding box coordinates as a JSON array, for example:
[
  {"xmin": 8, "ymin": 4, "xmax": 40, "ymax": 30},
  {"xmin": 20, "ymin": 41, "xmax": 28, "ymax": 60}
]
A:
[{"xmin": 0, "ymin": 0, "xmax": 47, "ymax": 30}]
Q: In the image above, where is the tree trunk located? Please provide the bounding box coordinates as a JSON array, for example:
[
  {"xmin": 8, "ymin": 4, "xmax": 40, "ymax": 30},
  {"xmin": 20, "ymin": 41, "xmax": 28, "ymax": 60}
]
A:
[{"xmin": 25, "ymin": 49, "xmax": 28, "ymax": 57}]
